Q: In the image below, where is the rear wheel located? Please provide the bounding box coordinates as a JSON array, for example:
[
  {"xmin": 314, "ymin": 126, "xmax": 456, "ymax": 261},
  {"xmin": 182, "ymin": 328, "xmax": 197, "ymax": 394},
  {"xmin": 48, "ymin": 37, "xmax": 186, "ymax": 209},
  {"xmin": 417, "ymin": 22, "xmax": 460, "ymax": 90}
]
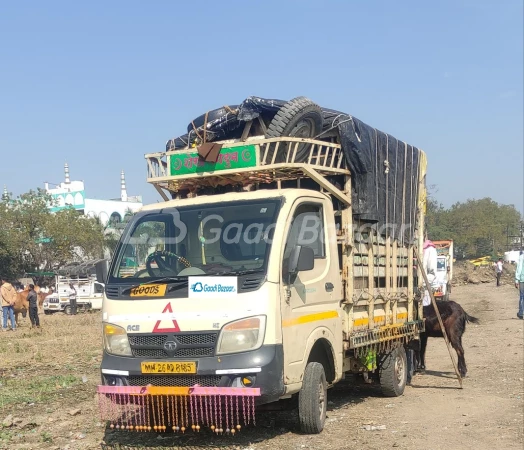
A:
[
  {"xmin": 298, "ymin": 362, "xmax": 327, "ymax": 434},
  {"xmin": 379, "ymin": 346, "xmax": 407, "ymax": 397}
]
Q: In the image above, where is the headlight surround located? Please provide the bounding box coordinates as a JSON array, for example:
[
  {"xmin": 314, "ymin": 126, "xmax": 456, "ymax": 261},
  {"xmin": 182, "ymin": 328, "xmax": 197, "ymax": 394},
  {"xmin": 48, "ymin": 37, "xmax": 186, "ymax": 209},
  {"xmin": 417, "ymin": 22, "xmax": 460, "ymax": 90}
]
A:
[
  {"xmin": 103, "ymin": 323, "xmax": 132, "ymax": 357},
  {"xmin": 216, "ymin": 316, "xmax": 266, "ymax": 355}
]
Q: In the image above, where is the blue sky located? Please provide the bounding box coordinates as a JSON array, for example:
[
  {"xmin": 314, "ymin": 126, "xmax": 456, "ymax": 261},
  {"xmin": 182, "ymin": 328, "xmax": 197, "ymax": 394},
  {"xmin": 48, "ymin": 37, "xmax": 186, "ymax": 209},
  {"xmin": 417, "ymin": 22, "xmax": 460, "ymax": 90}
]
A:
[{"xmin": 1, "ymin": 0, "xmax": 522, "ymax": 213}]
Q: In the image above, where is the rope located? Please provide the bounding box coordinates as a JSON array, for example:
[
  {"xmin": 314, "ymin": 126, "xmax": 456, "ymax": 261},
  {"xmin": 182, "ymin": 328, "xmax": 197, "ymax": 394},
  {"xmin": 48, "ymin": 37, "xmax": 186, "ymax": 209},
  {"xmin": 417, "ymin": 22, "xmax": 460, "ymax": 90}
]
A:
[
  {"xmin": 223, "ymin": 105, "xmax": 238, "ymax": 114},
  {"xmin": 313, "ymin": 116, "xmax": 353, "ymax": 139},
  {"xmin": 203, "ymin": 111, "xmax": 209, "ymax": 144},
  {"xmin": 190, "ymin": 121, "xmax": 203, "ymax": 142},
  {"xmin": 189, "ymin": 105, "xmax": 239, "ymax": 145}
]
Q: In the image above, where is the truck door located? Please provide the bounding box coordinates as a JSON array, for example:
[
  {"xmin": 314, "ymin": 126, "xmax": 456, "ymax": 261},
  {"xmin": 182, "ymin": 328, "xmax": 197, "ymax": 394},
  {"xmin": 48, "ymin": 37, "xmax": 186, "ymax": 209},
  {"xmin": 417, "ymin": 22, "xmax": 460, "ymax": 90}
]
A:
[{"xmin": 280, "ymin": 199, "xmax": 342, "ymax": 385}]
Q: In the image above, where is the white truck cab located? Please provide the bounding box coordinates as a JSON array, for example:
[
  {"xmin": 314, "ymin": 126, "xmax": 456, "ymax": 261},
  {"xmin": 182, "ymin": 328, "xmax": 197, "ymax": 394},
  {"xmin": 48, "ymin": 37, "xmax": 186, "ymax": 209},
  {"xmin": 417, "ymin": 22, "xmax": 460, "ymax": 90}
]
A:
[
  {"xmin": 432, "ymin": 240, "xmax": 453, "ymax": 301},
  {"xmin": 43, "ymin": 260, "xmax": 107, "ymax": 314}
]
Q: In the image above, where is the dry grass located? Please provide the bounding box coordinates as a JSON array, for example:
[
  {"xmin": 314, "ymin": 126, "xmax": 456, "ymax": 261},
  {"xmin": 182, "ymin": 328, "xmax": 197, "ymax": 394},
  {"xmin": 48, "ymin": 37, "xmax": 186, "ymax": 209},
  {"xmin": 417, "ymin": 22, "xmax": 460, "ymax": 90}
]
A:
[
  {"xmin": 0, "ymin": 311, "xmax": 102, "ymax": 411},
  {"xmin": 1, "ymin": 286, "xmax": 522, "ymax": 450}
]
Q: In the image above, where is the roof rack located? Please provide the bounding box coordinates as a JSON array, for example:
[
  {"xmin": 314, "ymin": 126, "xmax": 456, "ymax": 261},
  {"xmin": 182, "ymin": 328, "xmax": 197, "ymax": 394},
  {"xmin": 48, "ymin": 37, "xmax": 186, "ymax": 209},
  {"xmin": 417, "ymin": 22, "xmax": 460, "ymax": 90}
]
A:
[{"xmin": 145, "ymin": 137, "xmax": 351, "ymax": 205}]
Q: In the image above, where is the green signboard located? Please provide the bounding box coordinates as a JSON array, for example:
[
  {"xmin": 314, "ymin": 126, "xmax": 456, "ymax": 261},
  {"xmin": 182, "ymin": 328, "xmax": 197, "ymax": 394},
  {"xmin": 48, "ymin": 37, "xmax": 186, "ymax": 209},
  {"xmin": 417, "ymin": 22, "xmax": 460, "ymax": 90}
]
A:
[{"xmin": 169, "ymin": 145, "xmax": 257, "ymax": 177}]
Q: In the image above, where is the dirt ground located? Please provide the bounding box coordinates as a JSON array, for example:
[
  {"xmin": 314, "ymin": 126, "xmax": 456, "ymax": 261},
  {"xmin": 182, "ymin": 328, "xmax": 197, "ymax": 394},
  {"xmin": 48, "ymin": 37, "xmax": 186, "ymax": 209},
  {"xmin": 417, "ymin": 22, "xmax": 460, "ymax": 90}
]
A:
[
  {"xmin": 453, "ymin": 260, "xmax": 517, "ymax": 286},
  {"xmin": 1, "ymin": 283, "xmax": 522, "ymax": 450}
]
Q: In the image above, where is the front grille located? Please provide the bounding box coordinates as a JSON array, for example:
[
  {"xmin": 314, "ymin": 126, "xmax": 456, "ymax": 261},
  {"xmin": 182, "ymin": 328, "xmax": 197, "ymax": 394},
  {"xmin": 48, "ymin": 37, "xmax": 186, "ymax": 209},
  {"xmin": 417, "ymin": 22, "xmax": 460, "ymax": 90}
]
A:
[
  {"xmin": 133, "ymin": 348, "xmax": 168, "ymax": 358},
  {"xmin": 175, "ymin": 347, "xmax": 214, "ymax": 357},
  {"xmin": 131, "ymin": 347, "xmax": 214, "ymax": 358},
  {"xmin": 127, "ymin": 375, "xmax": 222, "ymax": 387},
  {"xmin": 128, "ymin": 332, "xmax": 218, "ymax": 360},
  {"xmin": 105, "ymin": 286, "xmax": 120, "ymax": 299},
  {"xmin": 175, "ymin": 333, "xmax": 216, "ymax": 345},
  {"xmin": 241, "ymin": 275, "xmax": 265, "ymax": 292},
  {"xmin": 129, "ymin": 335, "xmax": 167, "ymax": 346}
]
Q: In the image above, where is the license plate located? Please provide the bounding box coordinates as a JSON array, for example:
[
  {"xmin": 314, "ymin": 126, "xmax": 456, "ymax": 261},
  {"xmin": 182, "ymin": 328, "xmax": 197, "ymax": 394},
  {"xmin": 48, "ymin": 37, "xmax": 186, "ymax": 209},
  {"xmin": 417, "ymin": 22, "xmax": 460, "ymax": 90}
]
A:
[{"xmin": 141, "ymin": 362, "xmax": 196, "ymax": 374}]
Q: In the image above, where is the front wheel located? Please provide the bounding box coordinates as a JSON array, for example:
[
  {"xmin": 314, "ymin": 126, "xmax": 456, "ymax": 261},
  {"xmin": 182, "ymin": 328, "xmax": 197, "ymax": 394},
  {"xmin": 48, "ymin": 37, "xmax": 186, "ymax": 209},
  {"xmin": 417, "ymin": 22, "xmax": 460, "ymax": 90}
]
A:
[
  {"xmin": 379, "ymin": 346, "xmax": 407, "ymax": 397},
  {"xmin": 298, "ymin": 362, "xmax": 327, "ymax": 434},
  {"xmin": 64, "ymin": 305, "xmax": 71, "ymax": 315}
]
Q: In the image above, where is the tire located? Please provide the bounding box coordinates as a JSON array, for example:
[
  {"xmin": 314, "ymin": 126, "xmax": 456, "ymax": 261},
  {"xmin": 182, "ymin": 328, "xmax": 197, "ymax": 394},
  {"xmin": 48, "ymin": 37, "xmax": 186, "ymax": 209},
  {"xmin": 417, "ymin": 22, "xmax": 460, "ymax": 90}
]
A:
[
  {"xmin": 44, "ymin": 310, "xmax": 52, "ymax": 315},
  {"xmin": 64, "ymin": 305, "xmax": 72, "ymax": 315},
  {"xmin": 379, "ymin": 346, "xmax": 407, "ymax": 397},
  {"xmin": 265, "ymin": 97, "xmax": 324, "ymax": 163},
  {"xmin": 187, "ymin": 105, "xmax": 239, "ymax": 133},
  {"xmin": 298, "ymin": 362, "xmax": 327, "ymax": 434}
]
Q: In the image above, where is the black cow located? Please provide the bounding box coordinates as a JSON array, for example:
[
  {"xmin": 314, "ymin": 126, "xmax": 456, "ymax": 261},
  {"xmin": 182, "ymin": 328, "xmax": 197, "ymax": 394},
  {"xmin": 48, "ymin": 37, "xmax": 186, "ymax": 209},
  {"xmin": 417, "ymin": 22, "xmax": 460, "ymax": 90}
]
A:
[{"xmin": 414, "ymin": 300, "xmax": 480, "ymax": 378}]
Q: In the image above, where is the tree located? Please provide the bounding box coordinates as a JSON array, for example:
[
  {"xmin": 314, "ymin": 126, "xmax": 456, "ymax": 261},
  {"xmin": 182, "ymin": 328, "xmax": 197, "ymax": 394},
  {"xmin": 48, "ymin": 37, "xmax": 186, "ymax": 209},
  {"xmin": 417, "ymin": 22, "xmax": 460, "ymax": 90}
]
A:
[
  {"xmin": 0, "ymin": 189, "xmax": 106, "ymax": 280},
  {"xmin": 100, "ymin": 207, "xmax": 136, "ymax": 258},
  {"xmin": 0, "ymin": 227, "xmax": 23, "ymax": 279},
  {"xmin": 425, "ymin": 195, "xmax": 523, "ymax": 259}
]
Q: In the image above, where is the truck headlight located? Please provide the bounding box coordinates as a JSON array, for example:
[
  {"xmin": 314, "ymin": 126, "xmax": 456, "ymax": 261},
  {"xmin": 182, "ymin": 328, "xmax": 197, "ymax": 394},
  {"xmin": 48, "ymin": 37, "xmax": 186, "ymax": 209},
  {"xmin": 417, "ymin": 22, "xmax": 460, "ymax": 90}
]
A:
[
  {"xmin": 103, "ymin": 324, "xmax": 132, "ymax": 357},
  {"xmin": 216, "ymin": 316, "xmax": 266, "ymax": 355}
]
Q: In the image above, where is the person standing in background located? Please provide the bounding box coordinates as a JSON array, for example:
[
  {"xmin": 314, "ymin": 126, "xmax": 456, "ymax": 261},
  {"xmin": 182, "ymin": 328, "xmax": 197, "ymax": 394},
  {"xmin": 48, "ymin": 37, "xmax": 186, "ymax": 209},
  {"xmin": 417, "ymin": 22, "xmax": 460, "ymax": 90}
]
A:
[
  {"xmin": 27, "ymin": 284, "xmax": 40, "ymax": 328},
  {"xmin": 68, "ymin": 283, "xmax": 77, "ymax": 315},
  {"xmin": 1, "ymin": 277, "xmax": 17, "ymax": 331},
  {"xmin": 515, "ymin": 251, "xmax": 524, "ymax": 320},
  {"xmin": 68, "ymin": 283, "xmax": 77, "ymax": 316},
  {"xmin": 422, "ymin": 239, "xmax": 438, "ymax": 306},
  {"xmin": 495, "ymin": 258, "xmax": 503, "ymax": 287}
]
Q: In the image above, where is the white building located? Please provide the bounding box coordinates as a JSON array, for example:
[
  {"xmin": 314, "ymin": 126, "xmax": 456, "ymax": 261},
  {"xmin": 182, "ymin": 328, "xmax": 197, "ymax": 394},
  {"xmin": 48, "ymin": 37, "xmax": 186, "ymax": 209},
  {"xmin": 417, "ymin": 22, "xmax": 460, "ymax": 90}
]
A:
[{"xmin": 45, "ymin": 163, "xmax": 143, "ymax": 226}]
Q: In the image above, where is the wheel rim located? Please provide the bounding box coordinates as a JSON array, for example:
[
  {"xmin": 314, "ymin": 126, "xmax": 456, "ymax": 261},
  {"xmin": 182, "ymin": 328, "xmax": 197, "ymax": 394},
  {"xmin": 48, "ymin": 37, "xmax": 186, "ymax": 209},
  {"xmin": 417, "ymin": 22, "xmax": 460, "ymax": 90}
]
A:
[
  {"xmin": 395, "ymin": 354, "xmax": 405, "ymax": 386},
  {"xmin": 291, "ymin": 118, "xmax": 315, "ymax": 138},
  {"xmin": 318, "ymin": 381, "xmax": 326, "ymax": 420}
]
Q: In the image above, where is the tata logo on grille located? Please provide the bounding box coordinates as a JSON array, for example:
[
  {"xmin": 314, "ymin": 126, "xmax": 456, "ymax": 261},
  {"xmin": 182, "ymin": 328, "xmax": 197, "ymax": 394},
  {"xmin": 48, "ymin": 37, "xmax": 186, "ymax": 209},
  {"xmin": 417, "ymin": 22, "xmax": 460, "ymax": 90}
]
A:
[
  {"xmin": 163, "ymin": 341, "xmax": 177, "ymax": 351},
  {"xmin": 188, "ymin": 277, "xmax": 238, "ymax": 298}
]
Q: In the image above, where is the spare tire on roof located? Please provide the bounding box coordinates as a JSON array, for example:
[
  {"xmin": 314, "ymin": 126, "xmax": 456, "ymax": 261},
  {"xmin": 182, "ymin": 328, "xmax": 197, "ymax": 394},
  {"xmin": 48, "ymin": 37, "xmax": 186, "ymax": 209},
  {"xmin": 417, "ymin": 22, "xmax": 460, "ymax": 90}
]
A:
[
  {"xmin": 265, "ymin": 97, "xmax": 324, "ymax": 163},
  {"xmin": 187, "ymin": 105, "xmax": 239, "ymax": 133}
]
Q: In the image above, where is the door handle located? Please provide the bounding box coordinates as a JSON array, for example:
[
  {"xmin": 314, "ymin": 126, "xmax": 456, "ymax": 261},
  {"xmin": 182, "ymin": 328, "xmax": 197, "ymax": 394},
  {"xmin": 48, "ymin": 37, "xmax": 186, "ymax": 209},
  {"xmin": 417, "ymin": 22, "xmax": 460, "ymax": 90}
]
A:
[{"xmin": 325, "ymin": 282, "xmax": 334, "ymax": 292}]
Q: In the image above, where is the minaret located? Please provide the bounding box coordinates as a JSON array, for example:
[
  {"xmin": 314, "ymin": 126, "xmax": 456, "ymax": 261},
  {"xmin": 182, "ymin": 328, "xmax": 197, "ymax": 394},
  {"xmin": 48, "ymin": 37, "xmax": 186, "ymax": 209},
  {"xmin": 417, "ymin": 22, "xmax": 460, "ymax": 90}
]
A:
[
  {"xmin": 64, "ymin": 163, "xmax": 70, "ymax": 184},
  {"xmin": 2, "ymin": 185, "xmax": 7, "ymax": 201},
  {"xmin": 120, "ymin": 170, "xmax": 128, "ymax": 202}
]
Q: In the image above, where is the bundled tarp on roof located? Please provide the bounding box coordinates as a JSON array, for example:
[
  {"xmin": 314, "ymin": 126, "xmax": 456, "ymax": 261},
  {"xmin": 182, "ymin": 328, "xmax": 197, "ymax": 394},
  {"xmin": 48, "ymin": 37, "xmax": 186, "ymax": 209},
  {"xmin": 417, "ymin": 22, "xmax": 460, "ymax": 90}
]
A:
[{"xmin": 166, "ymin": 97, "xmax": 424, "ymax": 242}]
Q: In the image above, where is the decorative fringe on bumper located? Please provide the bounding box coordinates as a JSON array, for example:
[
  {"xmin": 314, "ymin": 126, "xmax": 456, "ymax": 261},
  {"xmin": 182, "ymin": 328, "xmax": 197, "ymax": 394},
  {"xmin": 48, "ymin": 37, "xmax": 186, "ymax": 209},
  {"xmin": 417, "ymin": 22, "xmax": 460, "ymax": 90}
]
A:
[{"xmin": 97, "ymin": 385, "xmax": 261, "ymax": 435}]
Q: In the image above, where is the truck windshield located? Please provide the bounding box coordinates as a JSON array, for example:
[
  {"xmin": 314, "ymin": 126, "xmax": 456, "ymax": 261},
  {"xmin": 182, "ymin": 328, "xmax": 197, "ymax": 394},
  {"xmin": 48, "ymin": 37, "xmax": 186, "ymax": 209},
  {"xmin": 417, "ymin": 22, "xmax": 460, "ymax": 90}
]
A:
[{"xmin": 109, "ymin": 199, "xmax": 281, "ymax": 282}]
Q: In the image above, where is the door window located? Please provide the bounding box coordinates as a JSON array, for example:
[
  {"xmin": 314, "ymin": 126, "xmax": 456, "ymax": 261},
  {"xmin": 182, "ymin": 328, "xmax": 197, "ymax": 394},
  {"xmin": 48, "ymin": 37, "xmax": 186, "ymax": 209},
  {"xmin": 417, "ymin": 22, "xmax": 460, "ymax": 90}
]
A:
[{"xmin": 282, "ymin": 203, "xmax": 326, "ymax": 279}]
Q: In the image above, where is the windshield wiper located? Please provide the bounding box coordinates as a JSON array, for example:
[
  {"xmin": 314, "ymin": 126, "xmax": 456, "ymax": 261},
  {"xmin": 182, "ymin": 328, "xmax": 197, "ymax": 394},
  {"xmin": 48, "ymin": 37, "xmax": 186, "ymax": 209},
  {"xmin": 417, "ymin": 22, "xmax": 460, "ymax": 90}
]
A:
[
  {"xmin": 216, "ymin": 268, "xmax": 266, "ymax": 276},
  {"xmin": 132, "ymin": 276, "xmax": 186, "ymax": 287}
]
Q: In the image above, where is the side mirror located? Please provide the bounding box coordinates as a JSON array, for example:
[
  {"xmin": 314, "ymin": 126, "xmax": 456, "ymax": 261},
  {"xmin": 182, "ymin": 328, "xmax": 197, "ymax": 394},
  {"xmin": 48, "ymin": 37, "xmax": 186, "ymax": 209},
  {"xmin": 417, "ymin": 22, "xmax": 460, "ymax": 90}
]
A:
[
  {"xmin": 289, "ymin": 246, "xmax": 315, "ymax": 276},
  {"xmin": 95, "ymin": 259, "xmax": 109, "ymax": 284}
]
